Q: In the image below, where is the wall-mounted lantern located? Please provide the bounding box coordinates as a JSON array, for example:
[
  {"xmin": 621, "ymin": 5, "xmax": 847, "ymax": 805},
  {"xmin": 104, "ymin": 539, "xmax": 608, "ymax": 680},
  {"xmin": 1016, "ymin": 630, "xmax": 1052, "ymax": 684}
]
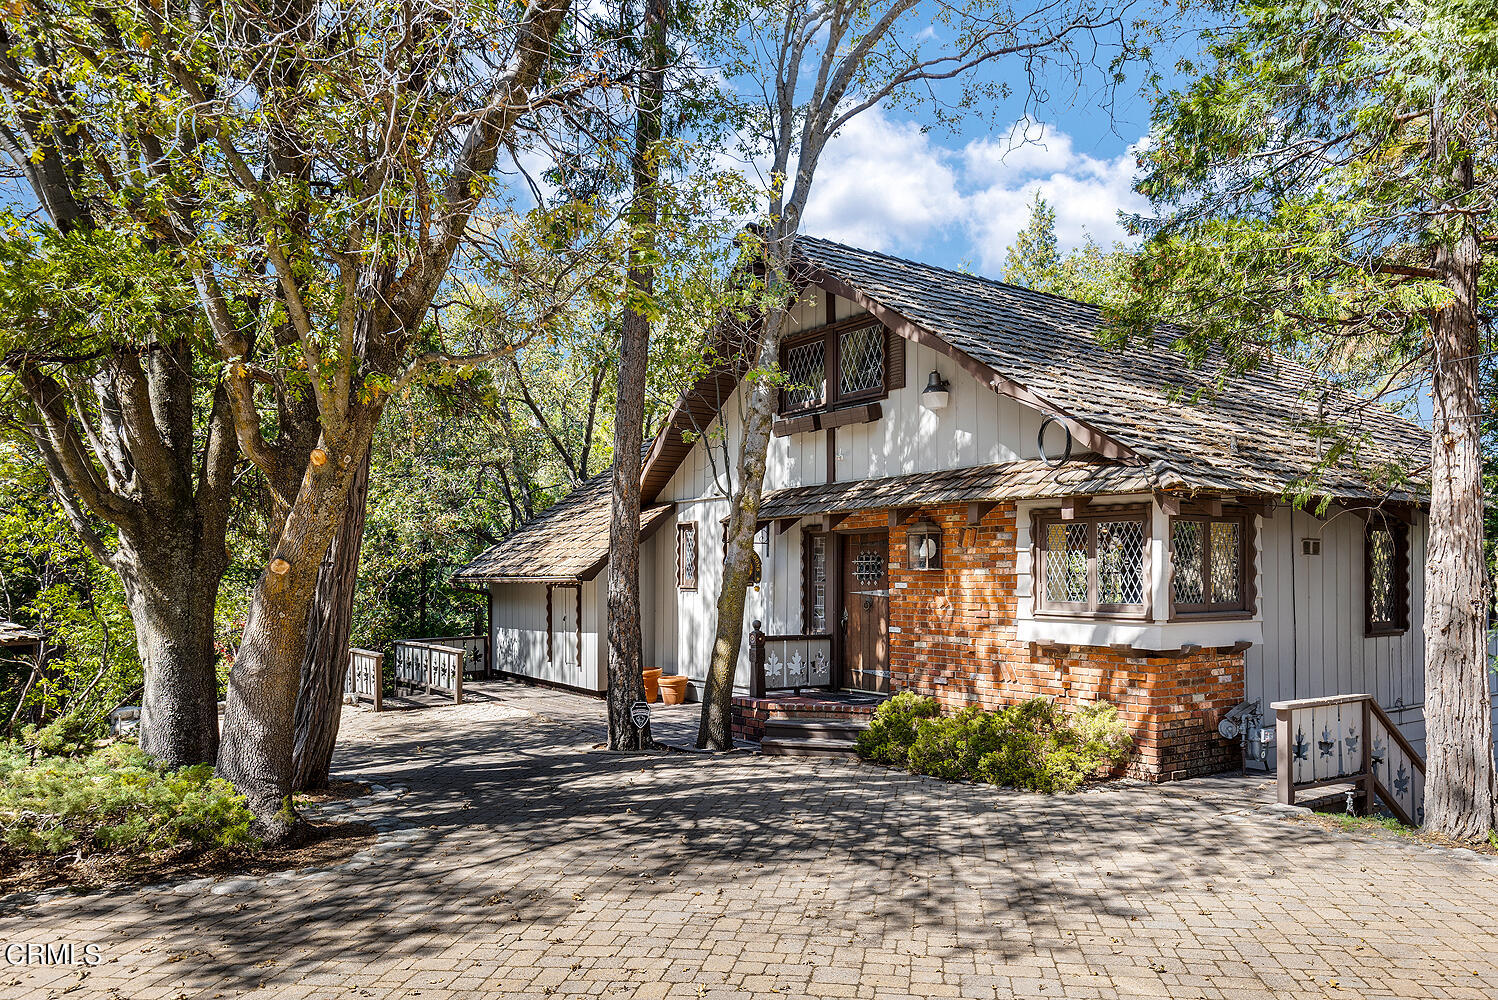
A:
[
  {"xmin": 906, "ymin": 518, "xmax": 942, "ymax": 571},
  {"xmin": 921, "ymin": 370, "xmax": 950, "ymax": 410}
]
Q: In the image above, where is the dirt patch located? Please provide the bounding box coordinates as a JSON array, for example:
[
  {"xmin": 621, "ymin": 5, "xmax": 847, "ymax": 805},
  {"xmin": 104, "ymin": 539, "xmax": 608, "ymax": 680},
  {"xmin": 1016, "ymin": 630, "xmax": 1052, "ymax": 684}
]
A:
[
  {"xmin": 0, "ymin": 819, "xmax": 376, "ymax": 897},
  {"xmin": 1291, "ymin": 810, "xmax": 1498, "ymax": 856},
  {"xmin": 293, "ymin": 779, "xmax": 372, "ymax": 805}
]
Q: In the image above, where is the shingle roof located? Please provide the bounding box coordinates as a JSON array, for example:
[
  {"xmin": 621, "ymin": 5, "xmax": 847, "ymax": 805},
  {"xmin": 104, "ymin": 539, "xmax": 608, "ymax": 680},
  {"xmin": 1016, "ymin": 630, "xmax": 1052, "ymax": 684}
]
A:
[
  {"xmin": 759, "ymin": 459, "xmax": 1155, "ymax": 521},
  {"xmin": 0, "ymin": 620, "xmax": 42, "ymax": 647},
  {"xmin": 795, "ymin": 236, "xmax": 1428, "ymax": 500},
  {"xmin": 452, "ymin": 473, "xmax": 675, "ymax": 585}
]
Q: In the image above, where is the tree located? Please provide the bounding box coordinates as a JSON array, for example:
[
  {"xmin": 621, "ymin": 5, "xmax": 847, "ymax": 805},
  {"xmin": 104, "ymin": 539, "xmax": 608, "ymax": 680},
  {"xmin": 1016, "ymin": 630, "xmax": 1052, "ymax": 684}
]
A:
[
  {"xmin": 1113, "ymin": 0, "xmax": 1498, "ymax": 838},
  {"xmin": 0, "ymin": 0, "xmax": 600, "ymax": 838},
  {"xmin": 607, "ymin": 0, "xmax": 670, "ymax": 751},
  {"xmin": 697, "ymin": 0, "xmax": 1152, "ymax": 749},
  {"xmin": 1001, "ymin": 193, "xmax": 1127, "ymax": 306},
  {"xmin": 0, "ymin": 221, "xmax": 234, "ymax": 768}
]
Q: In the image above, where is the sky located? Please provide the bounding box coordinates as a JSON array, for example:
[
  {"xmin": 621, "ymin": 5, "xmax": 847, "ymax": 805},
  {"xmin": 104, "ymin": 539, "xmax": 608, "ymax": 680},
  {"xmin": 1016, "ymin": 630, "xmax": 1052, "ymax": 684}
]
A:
[{"xmin": 781, "ymin": 10, "xmax": 1211, "ymax": 278}]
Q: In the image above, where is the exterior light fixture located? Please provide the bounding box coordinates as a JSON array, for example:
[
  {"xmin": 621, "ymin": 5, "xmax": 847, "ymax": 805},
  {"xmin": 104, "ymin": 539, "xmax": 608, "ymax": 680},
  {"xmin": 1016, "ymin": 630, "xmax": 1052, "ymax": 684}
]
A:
[
  {"xmin": 921, "ymin": 370, "xmax": 950, "ymax": 410},
  {"xmin": 906, "ymin": 518, "xmax": 942, "ymax": 571}
]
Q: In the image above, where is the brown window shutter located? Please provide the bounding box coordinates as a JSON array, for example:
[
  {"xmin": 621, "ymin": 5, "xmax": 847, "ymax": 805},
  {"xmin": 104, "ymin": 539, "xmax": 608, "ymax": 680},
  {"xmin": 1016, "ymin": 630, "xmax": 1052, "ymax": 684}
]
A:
[{"xmin": 885, "ymin": 327, "xmax": 905, "ymax": 391}]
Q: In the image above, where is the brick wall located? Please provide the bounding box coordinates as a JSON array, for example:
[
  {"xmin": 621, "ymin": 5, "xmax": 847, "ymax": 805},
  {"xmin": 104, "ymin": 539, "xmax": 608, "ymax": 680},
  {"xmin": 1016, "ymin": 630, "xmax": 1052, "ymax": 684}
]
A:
[{"xmin": 836, "ymin": 503, "xmax": 1244, "ymax": 781}]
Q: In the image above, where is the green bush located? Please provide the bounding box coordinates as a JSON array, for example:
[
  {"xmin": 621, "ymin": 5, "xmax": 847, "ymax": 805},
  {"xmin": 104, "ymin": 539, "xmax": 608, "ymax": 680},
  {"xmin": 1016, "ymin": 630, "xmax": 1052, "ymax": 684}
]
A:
[
  {"xmin": 859, "ymin": 696, "xmax": 1131, "ymax": 793},
  {"xmin": 0, "ymin": 741, "xmax": 256, "ymax": 855},
  {"xmin": 855, "ymin": 692, "xmax": 941, "ymax": 766}
]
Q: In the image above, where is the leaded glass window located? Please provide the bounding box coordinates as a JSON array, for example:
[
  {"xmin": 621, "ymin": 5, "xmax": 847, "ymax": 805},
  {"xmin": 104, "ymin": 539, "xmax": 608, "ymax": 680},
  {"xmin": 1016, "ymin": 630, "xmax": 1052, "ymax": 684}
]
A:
[
  {"xmin": 1171, "ymin": 512, "xmax": 1250, "ymax": 614},
  {"xmin": 1044, "ymin": 523, "xmax": 1089, "ymax": 603},
  {"xmin": 1098, "ymin": 520, "xmax": 1146, "ymax": 606},
  {"xmin": 1037, "ymin": 510, "xmax": 1147, "ymax": 614},
  {"xmin": 783, "ymin": 340, "xmax": 826, "ymax": 411},
  {"xmin": 805, "ymin": 534, "xmax": 828, "ymax": 633},
  {"xmin": 838, "ymin": 324, "xmax": 885, "ymax": 397},
  {"xmin": 1365, "ymin": 519, "xmax": 1409, "ymax": 635}
]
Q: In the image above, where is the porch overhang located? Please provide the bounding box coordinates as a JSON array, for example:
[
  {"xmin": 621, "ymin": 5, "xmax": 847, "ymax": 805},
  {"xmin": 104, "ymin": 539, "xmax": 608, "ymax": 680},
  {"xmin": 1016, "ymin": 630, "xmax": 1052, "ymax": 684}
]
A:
[{"xmin": 758, "ymin": 458, "xmax": 1159, "ymax": 524}]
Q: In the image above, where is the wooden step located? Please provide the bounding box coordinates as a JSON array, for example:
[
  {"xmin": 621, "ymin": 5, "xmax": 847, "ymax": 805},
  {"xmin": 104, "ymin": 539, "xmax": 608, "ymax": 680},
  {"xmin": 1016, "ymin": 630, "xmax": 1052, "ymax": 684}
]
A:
[
  {"xmin": 761, "ymin": 718, "xmax": 868, "ymax": 742},
  {"xmin": 759, "ymin": 736, "xmax": 863, "ymax": 760}
]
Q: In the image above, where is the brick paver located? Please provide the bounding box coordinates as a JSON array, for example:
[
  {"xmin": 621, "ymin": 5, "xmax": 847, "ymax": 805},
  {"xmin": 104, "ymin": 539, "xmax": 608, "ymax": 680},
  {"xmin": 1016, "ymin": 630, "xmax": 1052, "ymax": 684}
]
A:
[{"xmin": 4, "ymin": 681, "xmax": 1497, "ymax": 999}]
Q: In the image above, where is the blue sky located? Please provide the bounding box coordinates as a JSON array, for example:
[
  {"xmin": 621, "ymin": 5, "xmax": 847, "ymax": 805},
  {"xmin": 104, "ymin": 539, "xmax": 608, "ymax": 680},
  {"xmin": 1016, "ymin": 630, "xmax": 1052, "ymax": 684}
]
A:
[{"xmin": 790, "ymin": 13, "xmax": 1211, "ymax": 276}]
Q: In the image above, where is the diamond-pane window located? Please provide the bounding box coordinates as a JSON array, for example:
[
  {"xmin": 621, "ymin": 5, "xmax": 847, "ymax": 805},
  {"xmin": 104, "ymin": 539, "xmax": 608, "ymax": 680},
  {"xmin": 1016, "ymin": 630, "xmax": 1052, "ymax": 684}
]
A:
[
  {"xmin": 783, "ymin": 340, "xmax": 826, "ymax": 410},
  {"xmin": 1172, "ymin": 511, "xmax": 1251, "ymax": 614},
  {"xmin": 1044, "ymin": 523, "xmax": 1089, "ymax": 604},
  {"xmin": 839, "ymin": 325, "xmax": 885, "ymax": 396},
  {"xmin": 1365, "ymin": 520, "xmax": 1408, "ymax": 635},
  {"xmin": 1210, "ymin": 521, "xmax": 1241, "ymax": 605},
  {"xmin": 1098, "ymin": 520, "xmax": 1145, "ymax": 605},
  {"xmin": 1038, "ymin": 512, "xmax": 1147, "ymax": 613},
  {"xmin": 1171, "ymin": 520, "xmax": 1205, "ymax": 606}
]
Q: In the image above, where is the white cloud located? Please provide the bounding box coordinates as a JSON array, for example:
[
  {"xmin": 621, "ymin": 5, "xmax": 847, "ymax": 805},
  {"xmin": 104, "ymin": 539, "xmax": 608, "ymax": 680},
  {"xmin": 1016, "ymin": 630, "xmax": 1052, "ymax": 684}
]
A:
[
  {"xmin": 798, "ymin": 108, "xmax": 965, "ymax": 252},
  {"xmin": 797, "ymin": 112, "xmax": 1149, "ymax": 275},
  {"xmin": 963, "ymin": 120, "xmax": 1149, "ymax": 271}
]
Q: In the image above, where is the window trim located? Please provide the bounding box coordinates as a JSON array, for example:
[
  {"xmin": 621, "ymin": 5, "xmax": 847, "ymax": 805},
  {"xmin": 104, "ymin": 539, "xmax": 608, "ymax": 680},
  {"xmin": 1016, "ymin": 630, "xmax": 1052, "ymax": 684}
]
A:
[
  {"xmin": 1168, "ymin": 509, "xmax": 1257, "ymax": 619},
  {"xmin": 1031, "ymin": 504, "xmax": 1152, "ymax": 620},
  {"xmin": 676, "ymin": 522, "xmax": 698, "ymax": 592},
  {"xmin": 778, "ymin": 316, "xmax": 891, "ymax": 416},
  {"xmin": 1364, "ymin": 516, "xmax": 1411, "ymax": 637}
]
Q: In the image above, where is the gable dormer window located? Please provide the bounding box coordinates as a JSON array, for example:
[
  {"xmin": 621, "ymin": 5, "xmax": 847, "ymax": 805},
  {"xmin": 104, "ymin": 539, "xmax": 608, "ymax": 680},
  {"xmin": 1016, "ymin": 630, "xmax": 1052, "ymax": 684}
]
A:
[{"xmin": 779, "ymin": 318, "xmax": 900, "ymax": 415}]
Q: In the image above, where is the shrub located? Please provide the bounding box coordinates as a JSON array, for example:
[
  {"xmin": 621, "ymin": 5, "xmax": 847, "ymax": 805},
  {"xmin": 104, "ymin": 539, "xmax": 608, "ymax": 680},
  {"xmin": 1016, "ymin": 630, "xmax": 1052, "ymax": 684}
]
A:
[
  {"xmin": 856, "ymin": 692, "xmax": 940, "ymax": 766},
  {"xmin": 858, "ymin": 696, "xmax": 1132, "ymax": 793},
  {"xmin": 0, "ymin": 741, "xmax": 256, "ymax": 855}
]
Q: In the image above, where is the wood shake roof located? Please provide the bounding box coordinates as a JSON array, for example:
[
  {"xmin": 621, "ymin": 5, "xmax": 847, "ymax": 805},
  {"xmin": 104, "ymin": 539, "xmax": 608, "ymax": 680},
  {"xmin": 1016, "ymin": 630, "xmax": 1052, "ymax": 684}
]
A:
[
  {"xmin": 758, "ymin": 459, "xmax": 1156, "ymax": 521},
  {"xmin": 0, "ymin": 620, "xmax": 42, "ymax": 647},
  {"xmin": 461, "ymin": 237, "xmax": 1429, "ymax": 585},
  {"xmin": 794, "ymin": 237, "xmax": 1428, "ymax": 500},
  {"xmin": 452, "ymin": 473, "xmax": 675, "ymax": 585}
]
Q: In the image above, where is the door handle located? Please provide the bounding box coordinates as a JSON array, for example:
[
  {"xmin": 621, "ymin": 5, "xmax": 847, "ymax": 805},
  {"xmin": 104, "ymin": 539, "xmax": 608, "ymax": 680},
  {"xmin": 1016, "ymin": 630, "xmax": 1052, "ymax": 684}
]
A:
[{"xmin": 840, "ymin": 609, "xmax": 849, "ymax": 630}]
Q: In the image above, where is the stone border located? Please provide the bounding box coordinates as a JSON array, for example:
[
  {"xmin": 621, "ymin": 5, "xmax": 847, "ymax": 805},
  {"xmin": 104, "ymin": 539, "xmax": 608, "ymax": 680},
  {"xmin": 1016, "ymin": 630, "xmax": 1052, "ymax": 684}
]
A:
[{"xmin": 0, "ymin": 776, "xmax": 417, "ymax": 910}]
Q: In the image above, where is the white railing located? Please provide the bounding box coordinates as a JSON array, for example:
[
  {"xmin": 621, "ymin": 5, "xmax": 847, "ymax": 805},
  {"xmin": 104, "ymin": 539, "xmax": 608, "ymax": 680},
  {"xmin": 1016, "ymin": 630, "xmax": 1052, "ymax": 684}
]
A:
[
  {"xmin": 748, "ymin": 621, "xmax": 834, "ymax": 696},
  {"xmin": 345, "ymin": 648, "xmax": 383, "ymax": 712},
  {"xmin": 1273, "ymin": 693, "xmax": 1425, "ymax": 826},
  {"xmin": 416, "ymin": 635, "xmax": 489, "ymax": 677},
  {"xmin": 392, "ymin": 641, "xmax": 465, "ymax": 705}
]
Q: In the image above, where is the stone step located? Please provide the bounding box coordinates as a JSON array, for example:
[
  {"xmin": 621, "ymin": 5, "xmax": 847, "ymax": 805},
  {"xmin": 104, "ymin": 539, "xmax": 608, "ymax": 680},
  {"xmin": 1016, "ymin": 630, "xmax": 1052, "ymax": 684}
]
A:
[
  {"xmin": 762, "ymin": 718, "xmax": 868, "ymax": 742},
  {"xmin": 759, "ymin": 737, "xmax": 863, "ymax": 760}
]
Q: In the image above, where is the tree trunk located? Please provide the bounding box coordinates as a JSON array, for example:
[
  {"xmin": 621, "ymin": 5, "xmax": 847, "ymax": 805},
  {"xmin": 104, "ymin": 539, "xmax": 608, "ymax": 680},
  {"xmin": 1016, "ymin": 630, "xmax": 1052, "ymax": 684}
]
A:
[
  {"xmin": 216, "ymin": 432, "xmax": 371, "ymax": 843},
  {"xmin": 291, "ymin": 445, "xmax": 371, "ymax": 791},
  {"xmin": 120, "ymin": 525, "xmax": 225, "ymax": 768},
  {"xmin": 1421, "ymin": 135, "xmax": 1493, "ymax": 839},
  {"xmin": 606, "ymin": 0, "xmax": 667, "ymax": 751},
  {"xmin": 697, "ymin": 308, "xmax": 785, "ymax": 749}
]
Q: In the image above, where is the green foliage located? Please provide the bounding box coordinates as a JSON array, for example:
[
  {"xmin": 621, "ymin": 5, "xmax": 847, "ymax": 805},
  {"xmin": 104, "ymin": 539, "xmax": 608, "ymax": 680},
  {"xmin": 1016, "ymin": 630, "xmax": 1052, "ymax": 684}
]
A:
[
  {"xmin": 1001, "ymin": 194, "xmax": 1132, "ymax": 308},
  {"xmin": 0, "ymin": 741, "xmax": 256, "ymax": 855},
  {"xmin": 855, "ymin": 692, "xmax": 941, "ymax": 766},
  {"xmin": 1111, "ymin": 0, "xmax": 1498, "ymax": 497},
  {"xmin": 0, "ymin": 444, "xmax": 141, "ymax": 736},
  {"xmin": 860, "ymin": 696, "xmax": 1132, "ymax": 793}
]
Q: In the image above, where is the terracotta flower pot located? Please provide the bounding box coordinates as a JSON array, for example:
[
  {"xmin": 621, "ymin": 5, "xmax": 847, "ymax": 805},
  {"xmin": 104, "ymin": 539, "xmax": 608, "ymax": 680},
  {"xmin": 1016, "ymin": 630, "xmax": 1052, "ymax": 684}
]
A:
[
  {"xmin": 659, "ymin": 674, "xmax": 690, "ymax": 705},
  {"xmin": 643, "ymin": 668, "xmax": 662, "ymax": 704}
]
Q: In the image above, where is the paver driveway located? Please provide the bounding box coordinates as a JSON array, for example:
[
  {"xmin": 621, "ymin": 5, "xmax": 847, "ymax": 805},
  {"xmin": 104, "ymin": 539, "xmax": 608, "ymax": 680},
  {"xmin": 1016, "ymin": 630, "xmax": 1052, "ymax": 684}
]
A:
[{"xmin": 4, "ymin": 682, "xmax": 1498, "ymax": 1000}]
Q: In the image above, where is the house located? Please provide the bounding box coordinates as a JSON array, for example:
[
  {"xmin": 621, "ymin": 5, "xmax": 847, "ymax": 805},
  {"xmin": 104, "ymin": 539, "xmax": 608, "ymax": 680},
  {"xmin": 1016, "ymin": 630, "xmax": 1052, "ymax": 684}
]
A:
[{"xmin": 456, "ymin": 237, "xmax": 1451, "ymax": 782}]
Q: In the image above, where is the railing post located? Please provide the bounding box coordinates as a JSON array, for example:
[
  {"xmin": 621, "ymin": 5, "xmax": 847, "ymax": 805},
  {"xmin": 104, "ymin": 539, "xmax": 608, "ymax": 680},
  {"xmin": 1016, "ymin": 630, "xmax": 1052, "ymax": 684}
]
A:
[
  {"xmin": 1357, "ymin": 697, "xmax": 1373, "ymax": 814},
  {"xmin": 1275, "ymin": 705, "xmax": 1292, "ymax": 806},
  {"xmin": 454, "ymin": 649, "xmax": 464, "ymax": 705},
  {"xmin": 750, "ymin": 620, "xmax": 766, "ymax": 699},
  {"xmin": 372, "ymin": 652, "xmax": 383, "ymax": 713}
]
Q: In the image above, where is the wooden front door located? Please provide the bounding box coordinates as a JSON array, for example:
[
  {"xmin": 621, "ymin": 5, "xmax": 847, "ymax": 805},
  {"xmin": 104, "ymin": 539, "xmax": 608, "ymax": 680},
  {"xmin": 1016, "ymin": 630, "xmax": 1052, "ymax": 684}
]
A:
[{"xmin": 840, "ymin": 532, "xmax": 890, "ymax": 693}]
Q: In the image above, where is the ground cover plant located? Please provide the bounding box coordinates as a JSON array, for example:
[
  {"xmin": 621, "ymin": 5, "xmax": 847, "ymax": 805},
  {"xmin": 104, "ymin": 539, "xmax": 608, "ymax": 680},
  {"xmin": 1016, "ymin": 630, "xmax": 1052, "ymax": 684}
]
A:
[
  {"xmin": 0, "ymin": 735, "xmax": 375, "ymax": 894},
  {"xmin": 0, "ymin": 739, "xmax": 255, "ymax": 856},
  {"xmin": 857, "ymin": 693, "xmax": 1132, "ymax": 792}
]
